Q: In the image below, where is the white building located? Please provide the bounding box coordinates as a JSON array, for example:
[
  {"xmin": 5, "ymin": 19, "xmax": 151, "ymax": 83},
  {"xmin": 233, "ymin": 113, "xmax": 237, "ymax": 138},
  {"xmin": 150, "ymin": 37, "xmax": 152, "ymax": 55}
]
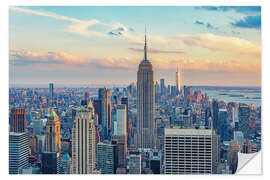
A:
[
  {"xmin": 164, "ymin": 128, "xmax": 219, "ymax": 174},
  {"xmin": 71, "ymin": 105, "xmax": 96, "ymax": 174}
]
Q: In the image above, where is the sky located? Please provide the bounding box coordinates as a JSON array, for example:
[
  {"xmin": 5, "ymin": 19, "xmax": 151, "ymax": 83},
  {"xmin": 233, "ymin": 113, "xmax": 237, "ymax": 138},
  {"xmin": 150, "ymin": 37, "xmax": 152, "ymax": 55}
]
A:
[{"xmin": 9, "ymin": 6, "xmax": 261, "ymax": 87}]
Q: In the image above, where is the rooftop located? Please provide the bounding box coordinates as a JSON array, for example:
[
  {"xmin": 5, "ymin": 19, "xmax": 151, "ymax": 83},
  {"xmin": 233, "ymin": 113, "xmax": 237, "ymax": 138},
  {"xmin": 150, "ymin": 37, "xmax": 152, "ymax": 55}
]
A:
[{"xmin": 165, "ymin": 128, "xmax": 213, "ymax": 136}]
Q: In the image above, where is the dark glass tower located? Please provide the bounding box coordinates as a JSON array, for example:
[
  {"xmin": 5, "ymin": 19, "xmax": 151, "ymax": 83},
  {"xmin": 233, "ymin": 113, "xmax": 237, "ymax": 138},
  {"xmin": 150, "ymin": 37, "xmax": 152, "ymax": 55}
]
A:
[{"xmin": 10, "ymin": 108, "xmax": 27, "ymax": 132}]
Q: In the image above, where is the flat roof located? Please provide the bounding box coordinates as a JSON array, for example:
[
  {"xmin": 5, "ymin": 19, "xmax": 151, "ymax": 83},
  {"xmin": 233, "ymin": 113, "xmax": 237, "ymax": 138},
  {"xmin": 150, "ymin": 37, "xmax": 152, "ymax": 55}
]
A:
[
  {"xmin": 165, "ymin": 128, "xmax": 213, "ymax": 136},
  {"xmin": 9, "ymin": 132, "xmax": 27, "ymax": 136}
]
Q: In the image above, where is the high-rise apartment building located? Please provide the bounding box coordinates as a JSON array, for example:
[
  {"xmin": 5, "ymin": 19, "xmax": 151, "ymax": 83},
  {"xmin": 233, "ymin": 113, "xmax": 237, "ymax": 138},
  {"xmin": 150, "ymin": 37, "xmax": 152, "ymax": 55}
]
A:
[
  {"xmin": 136, "ymin": 32, "xmax": 156, "ymax": 149},
  {"xmin": 45, "ymin": 108, "xmax": 61, "ymax": 152},
  {"xmin": 9, "ymin": 132, "xmax": 29, "ymax": 174},
  {"xmin": 164, "ymin": 128, "xmax": 219, "ymax": 174},
  {"xmin": 10, "ymin": 108, "xmax": 27, "ymax": 132},
  {"xmin": 71, "ymin": 103, "xmax": 96, "ymax": 174}
]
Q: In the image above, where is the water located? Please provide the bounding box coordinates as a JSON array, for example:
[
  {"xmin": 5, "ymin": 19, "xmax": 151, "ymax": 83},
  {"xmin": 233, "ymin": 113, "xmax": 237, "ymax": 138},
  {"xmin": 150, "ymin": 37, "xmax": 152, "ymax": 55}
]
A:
[{"xmin": 193, "ymin": 86, "xmax": 261, "ymax": 108}]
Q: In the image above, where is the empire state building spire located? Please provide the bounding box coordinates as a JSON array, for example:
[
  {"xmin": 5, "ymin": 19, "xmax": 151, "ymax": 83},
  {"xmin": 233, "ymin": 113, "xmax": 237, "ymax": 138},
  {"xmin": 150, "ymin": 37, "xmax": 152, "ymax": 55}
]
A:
[
  {"xmin": 136, "ymin": 29, "xmax": 156, "ymax": 149},
  {"xmin": 144, "ymin": 28, "xmax": 148, "ymax": 61}
]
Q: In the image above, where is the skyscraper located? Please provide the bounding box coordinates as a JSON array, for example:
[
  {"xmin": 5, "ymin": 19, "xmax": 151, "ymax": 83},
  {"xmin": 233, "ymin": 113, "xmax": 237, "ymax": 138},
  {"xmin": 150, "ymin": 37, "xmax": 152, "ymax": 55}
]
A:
[
  {"xmin": 218, "ymin": 108, "xmax": 230, "ymax": 143},
  {"xmin": 176, "ymin": 65, "xmax": 181, "ymax": 94},
  {"xmin": 160, "ymin": 78, "xmax": 165, "ymax": 96},
  {"xmin": 121, "ymin": 97, "xmax": 129, "ymax": 134},
  {"xmin": 113, "ymin": 104, "xmax": 127, "ymax": 168},
  {"xmin": 136, "ymin": 31, "xmax": 156, "ymax": 149},
  {"xmin": 10, "ymin": 108, "xmax": 27, "ymax": 132},
  {"xmin": 164, "ymin": 128, "xmax": 219, "ymax": 174},
  {"xmin": 49, "ymin": 83, "xmax": 54, "ymax": 101},
  {"xmin": 32, "ymin": 118, "xmax": 43, "ymax": 135},
  {"xmin": 93, "ymin": 99, "xmax": 102, "ymax": 125},
  {"xmin": 71, "ymin": 102, "xmax": 96, "ymax": 174},
  {"xmin": 45, "ymin": 108, "xmax": 61, "ymax": 152},
  {"xmin": 212, "ymin": 99, "xmax": 219, "ymax": 131},
  {"xmin": 238, "ymin": 103, "xmax": 250, "ymax": 139},
  {"xmin": 9, "ymin": 132, "xmax": 29, "ymax": 174},
  {"xmin": 115, "ymin": 104, "xmax": 127, "ymax": 136},
  {"xmin": 99, "ymin": 88, "xmax": 109, "ymax": 140}
]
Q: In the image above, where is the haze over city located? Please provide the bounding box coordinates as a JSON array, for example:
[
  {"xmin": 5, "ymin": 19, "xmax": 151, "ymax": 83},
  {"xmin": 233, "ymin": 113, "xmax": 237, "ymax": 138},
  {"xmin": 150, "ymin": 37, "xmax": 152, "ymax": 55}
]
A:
[{"xmin": 9, "ymin": 6, "xmax": 261, "ymax": 87}]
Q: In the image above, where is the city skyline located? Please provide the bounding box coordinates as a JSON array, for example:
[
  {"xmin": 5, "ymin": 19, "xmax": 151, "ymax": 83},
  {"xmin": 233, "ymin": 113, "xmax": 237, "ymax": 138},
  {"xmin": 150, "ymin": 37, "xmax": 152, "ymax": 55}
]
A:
[{"xmin": 9, "ymin": 6, "xmax": 261, "ymax": 87}]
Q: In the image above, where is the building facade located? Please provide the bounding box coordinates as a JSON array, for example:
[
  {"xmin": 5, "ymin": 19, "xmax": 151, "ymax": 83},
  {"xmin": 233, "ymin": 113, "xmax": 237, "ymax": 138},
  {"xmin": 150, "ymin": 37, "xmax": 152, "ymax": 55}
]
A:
[
  {"xmin": 99, "ymin": 88, "xmax": 109, "ymax": 140},
  {"xmin": 136, "ymin": 33, "xmax": 156, "ymax": 149},
  {"xmin": 127, "ymin": 151, "xmax": 142, "ymax": 174},
  {"xmin": 164, "ymin": 128, "xmax": 219, "ymax": 174},
  {"xmin": 238, "ymin": 103, "xmax": 250, "ymax": 139},
  {"xmin": 9, "ymin": 132, "xmax": 29, "ymax": 174},
  {"xmin": 41, "ymin": 152, "xmax": 60, "ymax": 174},
  {"xmin": 71, "ymin": 104, "xmax": 96, "ymax": 174},
  {"xmin": 96, "ymin": 141, "xmax": 117, "ymax": 174},
  {"xmin": 45, "ymin": 108, "xmax": 61, "ymax": 152},
  {"xmin": 10, "ymin": 108, "xmax": 27, "ymax": 133}
]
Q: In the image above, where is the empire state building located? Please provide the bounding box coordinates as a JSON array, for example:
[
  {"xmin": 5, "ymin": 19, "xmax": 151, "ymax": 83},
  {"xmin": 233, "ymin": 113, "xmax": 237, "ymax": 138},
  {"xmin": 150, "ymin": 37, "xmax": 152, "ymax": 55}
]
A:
[{"xmin": 136, "ymin": 32, "xmax": 156, "ymax": 149}]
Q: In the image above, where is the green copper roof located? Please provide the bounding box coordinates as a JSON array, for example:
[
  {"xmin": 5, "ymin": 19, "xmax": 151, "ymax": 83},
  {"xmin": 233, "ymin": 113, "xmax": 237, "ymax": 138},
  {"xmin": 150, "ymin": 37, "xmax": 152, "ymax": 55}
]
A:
[
  {"xmin": 62, "ymin": 153, "xmax": 70, "ymax": 160},
  {"xmin": 48, "ymin": 108, "xmax": 58, "ymax": 120}
]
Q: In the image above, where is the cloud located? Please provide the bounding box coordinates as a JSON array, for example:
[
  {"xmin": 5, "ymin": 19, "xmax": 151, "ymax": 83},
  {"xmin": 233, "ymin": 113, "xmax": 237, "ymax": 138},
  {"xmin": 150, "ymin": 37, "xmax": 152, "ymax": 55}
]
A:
[
  {"xmin": 108, "ymin": 23, "xmax": 128, "ymax": 36},
  {"xmin": 128, "ymin": 48, "xmax": 184, "ymax": 54},
  {"xmin": 174, "ymin": 33, "xmax": 260, "ymax": 57},
  {"xmin": 231, "ymin": 16, "xmax": 261, "ymax": 30},
  {"xmin": 194, "ymin": 21, "xmax": 218, "ymax": 30},
  {"xmin": 10, "ymin": 6, "xmax": 106, "ymax": 38},
  {"xmin": 206, "ymin": 23, "xmax": 213, "ymax": 29},
  {"xmin": 195, "ymin": 21, "xmax": 204, "ymax": 25},
  {"xmin": 9, "ymin": 50, "xmax": 84, "ymax": 67},
  {"xmin": 196, "ymin": 7, "xmax": 260, "ymax": 32},
  {"xmin": 10, "ymin": 50, "xmax": 260, "ymax": 75},
  {"xmin": 198, "ymin": 6, "xmax": 261, "ymax": 15},
  {"xmin": 153, "ymin": 58, "xmax": 260, "ymax": 74},
  {"xmin": 11, "ymin": 7, "xmax": 143, "ymax": 43},
  {"xmin": 9, "ymin": 50, "xmax": 137, "ymax": 71}
]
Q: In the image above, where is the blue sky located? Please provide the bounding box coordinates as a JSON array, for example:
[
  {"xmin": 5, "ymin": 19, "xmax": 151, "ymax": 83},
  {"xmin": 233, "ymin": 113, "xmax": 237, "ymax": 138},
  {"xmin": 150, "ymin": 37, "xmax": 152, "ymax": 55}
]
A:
[{"xmin": 9, "ymin": 6, "xmax": 261, "ymax": 86}]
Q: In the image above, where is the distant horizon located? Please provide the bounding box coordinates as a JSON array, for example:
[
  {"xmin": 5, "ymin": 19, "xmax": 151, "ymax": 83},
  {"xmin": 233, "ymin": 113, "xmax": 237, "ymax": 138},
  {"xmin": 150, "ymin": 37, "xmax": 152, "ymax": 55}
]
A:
[{"xmin": 9, "ymin": 83, "xmax": 262, "ymax": 89}]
